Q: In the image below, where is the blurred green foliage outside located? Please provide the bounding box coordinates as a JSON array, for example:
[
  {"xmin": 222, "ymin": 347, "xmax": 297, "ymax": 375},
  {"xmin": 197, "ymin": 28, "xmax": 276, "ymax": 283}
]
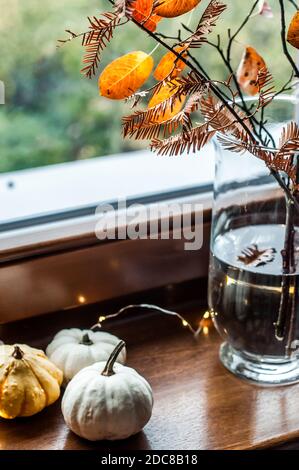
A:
[{"xmin": 0, "ymin": 0, "xmax": 296, "ymax": 173}]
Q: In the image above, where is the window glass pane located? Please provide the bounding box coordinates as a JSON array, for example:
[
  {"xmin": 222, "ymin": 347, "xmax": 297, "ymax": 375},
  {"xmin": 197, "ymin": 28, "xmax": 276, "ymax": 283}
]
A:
[
  {"xmin": 0, "ymin": 1, "xmax": 286, "ymax": 174},
  {"xmin": 0, "ymin": 1, "xmax": 293, "ymax": 231}
]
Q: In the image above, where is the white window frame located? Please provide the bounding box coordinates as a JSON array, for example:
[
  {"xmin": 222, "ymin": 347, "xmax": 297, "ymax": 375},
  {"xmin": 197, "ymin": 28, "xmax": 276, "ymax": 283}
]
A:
[{"xmin": 0, "ymin": 148, "xmax": 215, "ymax": 256}]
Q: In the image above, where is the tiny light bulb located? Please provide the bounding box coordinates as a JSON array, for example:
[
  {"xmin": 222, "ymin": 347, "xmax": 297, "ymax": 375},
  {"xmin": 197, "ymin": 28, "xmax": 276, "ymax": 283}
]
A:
[
  {"xmin": 289, "ymin": 286, "xmax": 295, "ymax": 295},
  {"xmin": 203, "ymin": 326, "xmax": 209, "ymax": 336},
  {"xmin": 182, "ymin": 319, "xmax": 188, "ymax": 327},
  {"xmin": 226, "ymin": 275, "xmax": 235, "ymax": 286},
  {"xmin": 203, "ymin": 311, "xmax": 210, "ymax": 319},
  {"xmin": 78, "ymin": 295, "xmax": 86, "ymax": 304},
  {"xmin": 99, "ymin": 316, "xmax": 106, "ymax": 323}
]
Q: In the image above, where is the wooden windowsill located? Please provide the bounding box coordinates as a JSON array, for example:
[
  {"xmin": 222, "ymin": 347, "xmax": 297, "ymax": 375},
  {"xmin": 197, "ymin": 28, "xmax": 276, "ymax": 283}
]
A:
[{"xmin": 1, "ymin": 280, "xmax": 299, "ymax": 451}]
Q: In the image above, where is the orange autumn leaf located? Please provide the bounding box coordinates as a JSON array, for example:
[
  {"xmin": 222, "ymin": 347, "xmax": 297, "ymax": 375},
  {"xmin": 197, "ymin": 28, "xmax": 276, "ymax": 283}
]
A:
[
  {"xmin": 287, "ymin": 11, "xmax": 299, "ymax": 49},
  {"xmin": 143, "ymin": 15, "xmax": 162, "ymax": 31},
  {"xmin": 132, "ymin": 0, "xmax": 162, "ymax": 32},
  {"xmin": 154, "ymin": 46, "xmax": 187, "ymax": 81},
  {"xmin": 236, "ymin": 46, "xmax": 266, "ymax": 96},
  {"xmin": 148, "ymin": 81, "xmax": 185, "ymax": 122},
  {"xmin": 99, "ymin": 51, "xmax": 154, "ymax": 100},
  {"xmin": 154, "ymin": 0, "xmax": 201, "ymax": 18}
]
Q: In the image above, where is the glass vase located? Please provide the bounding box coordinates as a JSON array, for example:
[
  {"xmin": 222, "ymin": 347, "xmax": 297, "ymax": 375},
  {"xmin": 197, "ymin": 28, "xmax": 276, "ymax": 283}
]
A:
[{"xmin": 208, "ymin": 96, "xmax": 299, "ymax": 386}]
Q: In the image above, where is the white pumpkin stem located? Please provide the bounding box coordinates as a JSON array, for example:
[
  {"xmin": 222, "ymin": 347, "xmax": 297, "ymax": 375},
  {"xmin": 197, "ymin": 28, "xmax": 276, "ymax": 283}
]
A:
[
  {"xmin": 12, "ymin": 346, "xmax": 24, "ymax": 360},
  {"xmin": 80, "ymin": 333, "xmax": 93, "ymax": 346},
  {"xmin": 102, "ymin": 340, "xmax": 126, "ymax": 377}
]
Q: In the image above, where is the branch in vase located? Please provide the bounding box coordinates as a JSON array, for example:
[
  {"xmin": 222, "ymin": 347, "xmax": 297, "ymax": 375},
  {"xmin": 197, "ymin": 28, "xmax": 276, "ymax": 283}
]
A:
[
  {"xmin": 275, "ymin": 197, "xmax": 296, "ymax": 341},
  {"xmin": 189, "ymin": 0, "xmax": 278, "ymax": 150},
  {"xmin": 274, "ymin": 0, "xmax": 299, "ymax": 341},
  {"xmin": 106, "ymin": 0, "xmax": 281, "ymax": 156},
  {"xmin": 119, "ymin": 5, "xmax": 258, "ymax": 142},
  {"xmin": 118, "ymin": 2, "xmax": 299, "ymax": 212},
  {"xmin": 63, "ymin": 0, "xmax": 299, "ymax": 354},
  {"xmin": 204, "ymin": 37, "xmax": 270, "ymax": 146},
  {"xmin": 284, "ymin": 154, "xmax": 299, "ymax": 352}
]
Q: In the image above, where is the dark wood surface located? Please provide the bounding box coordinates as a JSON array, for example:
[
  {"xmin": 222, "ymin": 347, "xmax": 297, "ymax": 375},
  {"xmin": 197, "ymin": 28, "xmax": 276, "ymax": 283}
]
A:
[{"xmin": 2, "ymin": 280, "xmax": 299, "ymax": 450}]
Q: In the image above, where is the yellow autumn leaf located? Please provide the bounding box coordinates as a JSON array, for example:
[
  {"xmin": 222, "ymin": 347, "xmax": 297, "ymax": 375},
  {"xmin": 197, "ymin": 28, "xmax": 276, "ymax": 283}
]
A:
[
  {"xmin": 236, "ymin": 46, "xmax": 266, "ymax": 96},
  {"xmin": 99, "ymin": 51, "xmax": 154, "ymax": 100},
  {"xmin": 287, "ymin": 11, "xmax": 299, "ymax": 49},
  {"xmin": 155, "ymin": 0, "xmax": 201, "ymax": 18},
  {"xmin": 148, "ymin": 80, "xmax": 185, "ymax": 122},
  {"xmin": 154, "ymin": 46, "xmax": 187, "ymax": 81}
]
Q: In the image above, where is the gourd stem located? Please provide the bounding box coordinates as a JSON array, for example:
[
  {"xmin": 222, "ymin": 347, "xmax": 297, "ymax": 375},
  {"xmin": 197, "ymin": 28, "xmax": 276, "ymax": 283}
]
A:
[
  {"xmin": 12, "ymin": 346, "xmax": 24, "ymax": 360},
  {"xmin": 80, "ymin": 333, "xmax": 93, "ymax": 346},
  {"xmin": 102, "ymin": 341, "xmax": 126, "ymax": 377}
]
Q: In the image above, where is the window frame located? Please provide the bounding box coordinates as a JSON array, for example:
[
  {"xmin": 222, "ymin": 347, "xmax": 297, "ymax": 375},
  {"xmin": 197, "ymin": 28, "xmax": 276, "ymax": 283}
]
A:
[
  {"xmin": 0, "ymin": 150, "xmax": 214, "ymax": 323},
  {"xmin": 0, "ymin": 195, "xmax": 212, "ymax": 323}
]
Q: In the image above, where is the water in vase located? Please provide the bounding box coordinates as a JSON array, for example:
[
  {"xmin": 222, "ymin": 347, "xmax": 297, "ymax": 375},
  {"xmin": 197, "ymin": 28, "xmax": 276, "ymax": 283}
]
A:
[{"xmin": 209, "ymin": 224, "xmax": 299, "ymax": 358}]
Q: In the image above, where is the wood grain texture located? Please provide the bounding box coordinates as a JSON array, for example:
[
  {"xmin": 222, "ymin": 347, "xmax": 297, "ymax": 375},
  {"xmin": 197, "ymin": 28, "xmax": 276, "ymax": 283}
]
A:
[{"xmin": 1, "ymin": 282, "xmax": 299, "ymax": 450}]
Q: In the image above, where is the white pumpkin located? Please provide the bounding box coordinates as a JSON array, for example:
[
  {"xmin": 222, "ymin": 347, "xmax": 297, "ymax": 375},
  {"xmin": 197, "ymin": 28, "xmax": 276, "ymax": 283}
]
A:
[
  {"xmin": 62, "ymin": 341, "xmax": 153, "ymax": 441},
  {"xmin": 46, "ymin": 328, "xmax": 126, "ymax": 385}
]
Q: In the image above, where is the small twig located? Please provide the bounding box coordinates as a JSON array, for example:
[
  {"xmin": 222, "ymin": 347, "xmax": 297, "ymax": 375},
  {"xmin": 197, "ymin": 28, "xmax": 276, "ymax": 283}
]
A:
[
  {"xmin": 285, "ymin": 155, "xmax": 299, "ymax": 352},
  {"xmin": 258, "ymin": 72, "xmax": 295, "ymax": 142},
  {"xmin": 288, "ymin": 0, "xmax": 299, "ymax": 10},
  {"xmin": 205, "ymin": 38, "xmax": 267, "ymax": 145},
  {"xmin": 273, "ymin": 72, "xmax": 295, "ymax": 99},
  {"xmin": 226, "ymin": 0, "xmax": 259, "ymax": 63},
  {"xmin": 57, "ymin": 30, "xmax": 87, "ymax": 48},
  {"xmin": 279, "ymin": 0, "xmax": 299, "ymax": 77},
  {"xmin": 57, "ymin": 18, "xmax": 129, "ymax": 49},
  {"xmin": 155, "ymin": 32, "xmax": 182, "ymax": 42}
]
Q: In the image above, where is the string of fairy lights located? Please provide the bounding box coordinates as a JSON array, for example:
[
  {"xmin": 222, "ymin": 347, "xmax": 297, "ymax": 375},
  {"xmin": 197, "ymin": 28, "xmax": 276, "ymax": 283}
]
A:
[{"xmin": 91, "ymin": 304, "xmax": 213, "ymax": 338}]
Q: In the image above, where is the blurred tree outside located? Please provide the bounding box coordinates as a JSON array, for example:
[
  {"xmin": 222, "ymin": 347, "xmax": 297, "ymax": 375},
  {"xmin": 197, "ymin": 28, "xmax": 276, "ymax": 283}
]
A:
[{"xmin": 0, "ymin": 0, "xmax": 295, "ymax": 173}]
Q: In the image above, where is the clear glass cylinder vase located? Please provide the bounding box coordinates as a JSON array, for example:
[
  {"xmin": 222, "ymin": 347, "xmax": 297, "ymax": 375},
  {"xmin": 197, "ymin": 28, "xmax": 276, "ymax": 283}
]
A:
[{"xmin": 208, "ymin": 96, "xmax": 299, "ymax": 386}]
